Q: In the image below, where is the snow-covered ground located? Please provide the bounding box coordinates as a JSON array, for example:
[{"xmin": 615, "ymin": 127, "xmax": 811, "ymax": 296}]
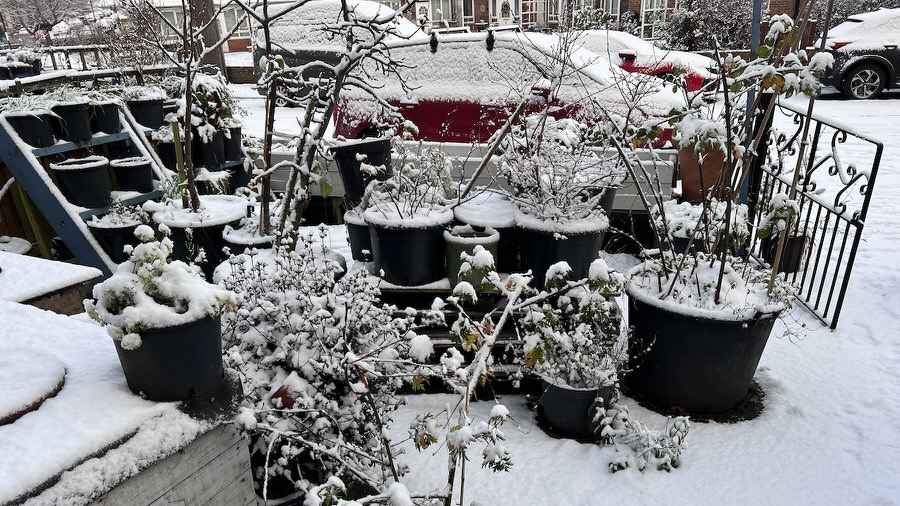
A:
[{"xmin": 382, "ymin": 91, "xmax": 900, "ymax": 504}]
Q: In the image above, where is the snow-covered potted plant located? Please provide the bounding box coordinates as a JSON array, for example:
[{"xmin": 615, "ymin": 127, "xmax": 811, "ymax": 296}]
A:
[
  {"xmin": 363, "ymin": 142, "xmax": 455, "ymax": 286},
  {"xmin": 168, "ymin": 69, "xmax": 238, "ymax": 172},
  {"xmin": 84, "ymin": 224, "xmax": 236, "ymax": 402},
  {"xmin": 758, "ymin": 192, "xmax": 806, "ymax": 273},
  {"xmin": 653, "ymin": 198, "xmax": 749, "ymax": 254},
  {"xmin": 453, "ymin": 190, "xmax": 519, "ymax": 273},
  {"xmin": 86, "ymin": 202, "xmax": 148, "ymax": 263},
  {"xmin": 332, "ymin": 135, "xmax": 393, "ymax": 205},
  {"xmin": 122, "ymin": 85, "xmax": 167, "ymax": 130},
  {"xmin": 222, "ymin": 203, "xmax": 275, "ymax": 255},
  {"xmin": 51, "ymin": 96, "xmax": 92, "ymax": 143},
  {"xmin": 4, "ymin": 107, "xmax": 59, "ymax": 148},
  {"xmin": 444, "ymin": 225, "xmax": 499, "ymax": 288},
  {"xmin": 49, "ymin": 155, "xmax": 113, "ymax": 209},
  {"xmin": 110, "ymin": 156, "xmax": 155, "ymax": 193},
  {"xmin": 89, "ymin": 98, "xmax": 123, "ymax": 135},
  {"xmin": 521, "ymin": 258, "xmax": 625, "ymax": 438},
  {"xmin": 675, "ymin": 117, "xmax": 729, "ymax": 203},
  {"xmin": 501, "ymin": 115, "xmax": 623, "ymax": 287}
]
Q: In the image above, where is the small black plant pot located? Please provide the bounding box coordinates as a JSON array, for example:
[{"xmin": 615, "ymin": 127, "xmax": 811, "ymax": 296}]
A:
[
  {"xmin": 113, "ymin": 316, "xmax": 225, "ymax": 402},
  {"xmin": 49, "ymin": 156, "xmax": 112, "ymax": 209},
  {"xmin": 625, "ymin": 294, "xmax": 780, "ymax": 414},
  {"xmin": 518, "ymin": 226, "xmax": 606, "ymax": 287},
  {"xmin": 110, "ymin": 156, "xmax": 154, "ymax": 193},
  {"xmin": 222, "ymin": 226, "xmax": 273, "ymax": 256},
  {"xmin": 88, "ymin": 222, "xmax": 140, "ymax": 263},
  {"xmin": 168, "ymin": 221, "xmax": 238, "ymax": 281},
  {"xmin": 539, "ymin": 379, "xmax": 616, "ymax": 440},
  {"xmin": 332, "ymin": 137, "xmax": 392, "ymax": 205},
  {"xmin": 761, "ymin": 235, "xmax": 808, "ymax": 274},
  {"xmin": 6, "ymin": 112, "xmax": 58, "ymax": 148},
  {"xmin": 155, "ymin": 141, "xmax": 177, "ymax": 171},
  {"xmin": 367, "ymin": 217, "xmax": 450, "ymax": 286},
  {"xmin": 346, "ymin": 221, "xmax": 373, "ymax": 262},
  {"xmin": 197, "ymin": 130, "xmax": 225, "ymax": 171},
  {"xmin": 224, "ymin": 126, "xmax": 242, "ymax": 161},
  {"xmin": 51, "ymin": 102, "xmax": 93, "ymax": 142},
  {"xmin": 126, "ymin": 98, "xmax": 164, "ymax": 129},
  {"xmin": 11, "ymin": 63, "xmax": 33, "ymax": 78},
  {"xmin": 90, "ymin": 102, "xmax": 122, "ymax": 134}
]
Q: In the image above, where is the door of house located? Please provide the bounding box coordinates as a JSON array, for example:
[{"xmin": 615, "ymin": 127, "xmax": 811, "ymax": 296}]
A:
[{"xmin": 474, "ymin": 0, "xmax": 489, "ymax": 28}]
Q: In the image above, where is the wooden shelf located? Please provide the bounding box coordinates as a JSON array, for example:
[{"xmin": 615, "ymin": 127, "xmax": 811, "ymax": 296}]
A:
[
  {"xmin": 31, "ymin": 132, "xmax": 131, "ymax": 158},
  {"xmin": 78, "ymin": 190, "xmax": 164, "ymax": 219}
]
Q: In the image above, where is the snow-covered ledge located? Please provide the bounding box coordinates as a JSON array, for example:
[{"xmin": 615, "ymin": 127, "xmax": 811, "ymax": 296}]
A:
[{"xmin": 0, "ymin": 252, "xmax": 101, "ymax": 314}]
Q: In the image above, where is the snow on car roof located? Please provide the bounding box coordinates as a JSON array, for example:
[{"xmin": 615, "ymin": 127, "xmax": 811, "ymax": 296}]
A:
[
  {"xmin": 828, "ymin": 8, "xmax": 900, "ymax": 45},
  {"xmin": 576, "ymin": 30, "xmax": 714, "ymax": 76}
]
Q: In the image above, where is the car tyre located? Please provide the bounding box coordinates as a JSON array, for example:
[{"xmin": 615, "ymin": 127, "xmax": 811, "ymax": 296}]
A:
[{"xmin": 842, "ymin": 64, "xmax": 886, "ymax": 100}]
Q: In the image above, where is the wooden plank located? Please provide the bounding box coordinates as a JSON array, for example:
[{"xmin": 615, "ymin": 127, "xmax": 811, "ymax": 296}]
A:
[{"xmin": 94, "ymin": 425, "xmax": 255, "ymax": 506}]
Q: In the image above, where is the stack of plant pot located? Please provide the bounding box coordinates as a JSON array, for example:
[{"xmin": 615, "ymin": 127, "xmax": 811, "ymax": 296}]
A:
[
  {"xmin": 453, "ymin": 191, "xmax": 518, "ymax": 273},
  {"xmin": 444, "ymin": 224, "xmax": 499, "ymax": 287}
]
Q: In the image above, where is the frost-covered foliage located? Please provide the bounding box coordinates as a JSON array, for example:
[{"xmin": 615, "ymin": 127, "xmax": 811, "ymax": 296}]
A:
[
  {"xmin": 653, "ymin": 199, "xmax": 749, "ymax": 252},
  {"xmin": 757, "ymin": 192, "xmax": 800, "ymax": 239},
  {"xmin": 221, "ymin": 228, "xmax": 446, "ymax": 500},
  {"xmin": 501, "ymin": 114, "xmax": 624, "ymax": 227},
  {"xmin": 84, "ymin": 224, "xmax": 236, "ymax": 347},
  {"xmin": 658, "ymin": 0, "xmax": 753, "ymax": 51},
  {"xmin": 520, "ymin": 258, "xmax": 625, "ymax": 389},
  {"xmin": 598, "ymin": 404, "xmax": 690, "ymax": 473},
  {"xmin": 164, "ymin": 68, "xmax": 240, "ymax": 143}
]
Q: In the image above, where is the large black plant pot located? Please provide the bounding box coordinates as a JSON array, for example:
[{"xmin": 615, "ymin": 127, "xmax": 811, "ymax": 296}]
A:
[
  {"xmin": 224, "ymin": 126, "xmax": 242, "ymax": 161},
  {"xmin": 90, "ymin": 102, "xmax": 122, "ymax": 134},
  {"xmin": 625, "ymin": 294, "xmax": 780, "ymax": 414},
  {"xmin": 51, "ymin": 102, "xmax": 93, "ymax": 142},
  {"xmin": 126, "ymin": 98, "xmax": 164, "ymax": 129},
  {"xmin": 110, "ymin": 156, "xmax": 154, "ymax": 193},
  {"xmin": 332, "ymin": 137, "xmax": 392, "ymax": 205},
  {"xmin": 113, "ymin": 316, "xmax": 225, "ymax": 402},
  {"xmin": 761, "ymin": 235, "xmax": 808, "ymax": 274},
  {"xmin": 367, "ymin": 215, "xmax": 450, "ymax": 286},
  {"xmin": 88, "ymin": 222, "xmax": 140, "ymax": 263},
  {"xmin": 155, "ymin": 141, "xmax": 177, "ymax": 171},
  {"xmin": 49, "ymin": 156, "xmax": 112, "ymax": 209},
  {"xmin": 518, "ymin": 226, "xmax": 605, "ymax": 287},
  {"xmin": 168, "ymin": 221, "xmax": 238, "ymax": 281},
  {"xmin": 196, "ymin": 130, "xmax": 225, "ymax": 171},
  {"xmin": 6, "ymin": 112, "xmax": 58, "ymax": 148},
  {"xmin": 539, "ymin": 379, "xmax": 616, "ymax": 439}
]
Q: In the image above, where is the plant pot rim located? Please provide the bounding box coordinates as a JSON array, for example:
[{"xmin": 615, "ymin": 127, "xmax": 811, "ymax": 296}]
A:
[
  {"xmin": 126, "ymin": 96, "xmax": 165, "ymax": 104},
  {"xmin": 52, "ymin": 100, "xmax": 90, "ymax": 108},
  {"xmin": 110, "ymin": 156, "xmax": 150, "ymax": 168},
  {"xmin": 540, "ymin": 375, "xmax": 604, "ymax": 392},
  {"xmin": 329, "ymin": 135, "xmax": 392, "ymax": 149},
  {"xmin": 87, "ymin": 216, "xmax": 143, "ymax": 229},
  {"xmin": 443, "ymin": 225, "xmax": 500, "ymax": 245},
  {"xmin": 625, "ymin": 273, "xmax": 785, "ymax": 323},
  {"xmin": 124, "ymin": 313, "xmax": 216, "ymax": 338},
  {"xmin": 3, "ymin": 110, "xmax": 54, "ymax": 118},
  {"xmin": 344, "ymin": 208, "xmax": 366, "ymax": 226},
  {"xmin": 50, "ymin": 155, "xmax": 109, "ymax": 172},
  {"xmin": 515, "ymin": 210, "xmax": 609, "ymax": 235},
  {"xmin": 363, "ymin": 206, "xmax": 453, "ymax": 230},
  {"xmin": 151, "ymin": 195, "xmax": 248, "ymax": 229},
  {"xmin": 222, "ymin": 224, "xmax": 275, "ymax": 245},
  {"xmin": 453, "ymin": 191, "xmax": 516, "ymax": 229}
]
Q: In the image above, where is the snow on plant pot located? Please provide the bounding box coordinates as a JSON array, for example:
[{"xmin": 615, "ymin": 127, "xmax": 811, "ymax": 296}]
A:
[
  {"xmin": 89, "ymin": 101, "xmax": 122, "ymax": 134},
  {"xmin": 331, "ymin": 136, "xmax": 393, "ymax": 205},
  {"xmin": 110, "ymin": 156, "xmax": 154, "ymax": 193},
  {"xmin": 757, "ymin": 192, "xmax": 806, "ymax": 273},
  {"xmin": 344, "ymin": 206, "xmax": 372, "ymax": 262},
  {"xmin": 624, "ymin": 254, "xmax": 788, "ymax": 414},
  {"xmin": 51, "ymin": 101, "xmax": 93, "ymax": 142},
  {"xmin": 364, "ymin": 206, "xmax": 453, "ymax": 286},
  {"xmin": 653, "ymin": 198, "xmax": 749, "ymax": 255},
  {"xmin": 5, "ymin": 111, "xmax": 58, "ymax": 148},
  {"xmin": 453, "ymin": 190, "xmax": 519, "ymax": 273},
  {"xmin": 123, "ymin": 86, "xmax": 167, "ymax": 130},
  {"xmin": 222, "ymin": 207, "xmax": 275, "ymax": 256},
  {"xmin": 521, "ymin": 258, "xmax": 626, "ymax": 439},
  {"xmin": 444, "ymin": 225, "xmax": 499, "ymax": 288},
  {"xmin": 84, "ymin": 224, "xmax": 236, "ymax": 402},
  {"xmin": 146, "ymin": 195, "xmax": 248, "ymax": 281},
  {"xmin": 516, "ymin": 211, "xmax": 609, "ymax": 288},
  {"xmin": 196, "ymin": 129, "xmax": 225, "ymax": 171},
  {"xmin": 86, "ymin": 202, "xmax": 148, "ymax": 263},
  {"xmin": 49, "ymin": 155, "xmax": 113, "ymax": 209}
]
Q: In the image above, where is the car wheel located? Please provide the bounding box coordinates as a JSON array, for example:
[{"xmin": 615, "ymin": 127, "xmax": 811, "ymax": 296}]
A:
[
  {"xmin": 843, "ymin": 64, "xmax": 885, "ymax": 100},
  {"xmin": 275, "ymin": 96, "xmax": 288, "ymax": 107}
]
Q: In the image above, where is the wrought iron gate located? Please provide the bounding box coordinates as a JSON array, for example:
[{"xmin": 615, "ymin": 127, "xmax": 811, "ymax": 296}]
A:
[{"xmin": 748, "ymin": 99, "xmax": 882, "ymax": 329}]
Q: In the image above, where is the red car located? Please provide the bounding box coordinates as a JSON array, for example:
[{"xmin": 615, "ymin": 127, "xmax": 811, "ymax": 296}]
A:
[
  {"xmin": 575, "ymin": 30, "xmax": 714, "ymax": 92},
  {"xmin": 333, "ymin": 31, "xmax": 684, "ymax": 145}
]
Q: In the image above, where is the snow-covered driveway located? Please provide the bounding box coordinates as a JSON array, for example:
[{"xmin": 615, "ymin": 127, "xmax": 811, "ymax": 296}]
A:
[{"xmin": 386, "ymin": 91, "xmax": 900, "ymax": 505}]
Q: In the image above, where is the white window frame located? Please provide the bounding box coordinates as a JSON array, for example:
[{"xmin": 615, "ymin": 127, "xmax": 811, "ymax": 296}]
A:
[
  {"xmin": 222, "ymin": 6, "xmax": 251, "ymax": 38},
  {"xmin": 431, "ymin": 0, "xmax": 454, "ymax": 24},
  {"xmin": 599, "ymin": 0, "xmax": 620, "ymax": 25},
  {"xmin": 640, "ymin": 0, "xmax": 676, "ymax": 40}
]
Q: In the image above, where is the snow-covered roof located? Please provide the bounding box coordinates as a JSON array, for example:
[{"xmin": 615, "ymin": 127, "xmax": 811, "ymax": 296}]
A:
[
  {"xmin": 827, "ymin": 8, "xmax": 900, "ymax": 48},
  {"xmin": 576, "ymin": 29, "xmax": 715, "ymax": 77},
  {"xmin": 0, "ymin": 252, "xmax": 100, "ymax": 303}
]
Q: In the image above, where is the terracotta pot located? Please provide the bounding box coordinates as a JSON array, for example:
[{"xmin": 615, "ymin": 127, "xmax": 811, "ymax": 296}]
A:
[{"xmin": 678, "ymin": 147, "xmax": 725, "ymax": 203}]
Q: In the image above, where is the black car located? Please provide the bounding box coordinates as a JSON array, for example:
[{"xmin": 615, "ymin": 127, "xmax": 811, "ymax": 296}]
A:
[{"xmin": 823, "ymin": 8, "xmax": 900, "ymax": 99}]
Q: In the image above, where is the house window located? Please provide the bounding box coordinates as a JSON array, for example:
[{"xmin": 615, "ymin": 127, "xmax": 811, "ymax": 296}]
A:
[
  {"xmin": 640, "ymin": 0, "xmax": 675, "ymax": 39},
  {"xmin": 491, "ymin": 0, "xmax": 517, "ymax": 24},
  {"xmin": 160, "ymin": 10, "xmax": 183, "ymax": 39},
  {"xmin": 222, "ymin": 7, "xmax": 251, "ymax": 37},
  {"xmin": 430, "ymin": 0, "xmax": 454, "ymax": 24},
  {"xmin": 599, "ymin": 0, "xmax": 620, "ymax": 24}
]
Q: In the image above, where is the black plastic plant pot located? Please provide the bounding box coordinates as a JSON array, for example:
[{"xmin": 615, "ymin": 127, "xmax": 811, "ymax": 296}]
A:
[
  {"xmin": 6, "ymin": 113, "xmax": 58, "ymax": 148},
  {"xmin": 625, "ymin": 294, "xmax": 780, "ymax": 414},
  {"xmin": 761, "ymin": 235, "xmax": 808, "ymax": 274},
  {"xmin": 168, "ymin": 221, "xmax": 236, "ymax": 281},
  {"xmin": 110, "ymin": 156, "xmax": 154, "ymax": 193},
  {"xmin": 495, "ymin": 227, "xmax": 520, "ymax": 273},
  {"xmin": 539, "ymin": 379, "xmax": 617, "ymax": 439},
  {"xmin": 126, "ymin": 98, "xmax": 164, "ymax": 129},
  {"xmin": 224, "ymin": 126, "xmax": 242, "ymax": 161},
  {"xmin": 197, "ymin": 130, "xmax": 226, "ymax": 171},
  {"xmin": 599, "ymin": 186, "xmax": 618, "ymax": 215},
  {"xmin": 90, "ymin": 102, "xmax": 122, "ymax": 134},
  {"xmin": 31, "ymin": 60, "xmax": 41, "ymax": 76},
  {"xmin": 368, "ymin": 221, "xmax": 447, "ymax": 286},
  {"xmin": 0, "ymin": 66, "xmax": 12, "ymax": 80},
  {"xmin": 49, "ymin": 156, "xmax": 112, "ymax": 209},
  {"xmin": 518, "ymin": 227, "xmax": 605, "ymax": 287},
  {"xmin": 332, "ymin": 137, "xmax": 392, "ymax": 205},
  {"xmin": 113, "ymin": 316, "xmax": 225, "ymax": 402},
  {"xmin": 444, "ymin": 226, "xmax": 499, "ymax": 287},
  {"xmin": 51, "ymin": 102, "xmax": 93, "ymax": 142},
  {"xmin": 346, "ymin": 222, "xmax": 373, "ymax": 262},
  {"xmin": 88, "ymin": 222, "xmax": 140, "ymax": 263},
  {"xmin": 12, "ymin": 63, "xmax": 33, "ymax": 78},
  {"xmin": 155, "ymin": 141, "xmax": 177, "ymax": 171}
]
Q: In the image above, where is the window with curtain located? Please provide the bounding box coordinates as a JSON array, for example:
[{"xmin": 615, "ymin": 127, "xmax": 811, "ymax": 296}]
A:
[
  {"xmin": 640, "ymin": 0, "xmax": 675, "ymax": 39},
  {"xmin": 430, "ymin": 0, "xmax": 454, "ymax": 22},
  {"xmin": 222, "ymin": 7, "xmax": 251, "ymax": 37}
]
